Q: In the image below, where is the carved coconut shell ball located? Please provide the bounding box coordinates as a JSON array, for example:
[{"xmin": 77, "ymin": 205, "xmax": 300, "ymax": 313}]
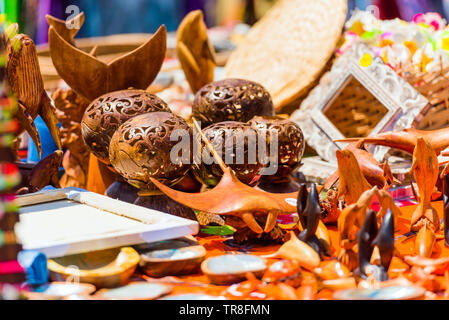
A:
[
  {"xmin": 193, "ymin": 121, "xmax": 262, "ymax": 187},
  {"xmin": 81, "ymin": 90, "xmax": 171, "ymax": 163},
  {"xmin": 249, "ymin": 116, "xmax": 305, "ymax": 175},
  {"xmin": 109, "ymin": 112, "xmax": 192, "ymax": 192},
  {"xmin": 192, "ymin": 79, "xmax": 274, "ymax": 128}
]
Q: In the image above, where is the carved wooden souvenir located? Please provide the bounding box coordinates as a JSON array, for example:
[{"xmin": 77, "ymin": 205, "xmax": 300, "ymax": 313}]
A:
[
  {"xmin": 109, "ymin": 112, "xmax": 196, "ymax": 220},
  {"xmin": 262, "ymin": 260, "xmax": 303, "ymax": 288},
  {"xmin": 336, "ymin": 149, "xmax": 371, "ymax": 205},
  {"xmin": 52, "ymin": 88, "xmax": 90, "ymax": 188},
  {"xmin": 192, "ymin": 79, "xmax": 274, "ymax": 128},
  {"xmin": 25, "ymin": 282, "xmax": 96, "ymax": 300},
  {"xmin": 228, "ymin": 215, "xmax": 288, "ymax": 244},
  {"xmin": 444, "ymin": 173, "xmax": 449, "ymax": 247},
  {"xmin": 94, "ymin": 282, "xmax": 172, "ymax": 300},
  {"xmin": 136, "ymin": 237, "xmax": 206, "ymax": 277},
  {"xmin": 48, "ymin": 24, "xmax": 167, "ymax": 102},
  {"xmin": 46, "ymin": 12, "xmax": 85, "ymax": 45},
  {"xmin": 109, "ymin": 112, "xmax": 192, "ymax": 191},
  {"xmin": 249, "ymin": 116, "xmax": 305, "ymax": 193},
  {"xmin": 291, "ymin": 42, "xmax": 429, "ymax": 163},
  {"xmin": 151, "ymin": 167, "xmax": 300, "ymax": 234},
  {"xmin": 81, "ymin": 89, "xmax": 171, "ymax": 164},
  {"xmin": 7, "ymin": 33, "xmax": 62, "ymax": 157},
  {"xmin": 324, "ymin": 140, "xmax": 398, "ymax": 191},
  {"xmin": 177, "ymin": 10, "xmax": 216, "ymax": 93},
  {"xmin": 16, "ymin": 150, "xmax": 63, "ymax": 194},
  {"xmin": 48, "ymin": 247, "xmax": 140, "ymax": 289},
  {"xmin": 337, "ymin": 186, "xmax": 401, "ymax": 271},
  {"xmin": 297, "ymin": 184, "xmax": 330, "ymax": 257},
  {"xmin": 338, "ymin": 126, "xmax": 449, "ymax": 156},
  {"xmin": 201, "ymin": 254, "xmax": 267, "ymax": 285},
  {"xmin": 408, "ymin": 137, "xmax": 439, "ymax": 259},
  {"xmin": 193, "ymin": 121, "xmax": 262, "ymax": 187},
  {"xmin": 264, "ymin": 231, "xmax": 321, "ymax": 271},
  {"xmin": 410, "ymin": 137, "xmax": 440, "ymax": 232},
  {"xmin": 357, "ymin": 209, "xmax": 394, "ymax": 281}
]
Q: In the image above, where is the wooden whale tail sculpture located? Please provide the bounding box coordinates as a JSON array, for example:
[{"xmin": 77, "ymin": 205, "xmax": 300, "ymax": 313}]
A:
[
  {"xmin": 177, "ymin": 9, "xmax": 216, "ymax": 93},
  {"xmin": 48, "ymin": 24, "xmax": 167, "ymax": 102},
  {"xmin": 7, "ymin": 32, "xmax": 62, "ymax": 158},
  {"xmin": 46, "ymin": 12, "xmax": 85, "ymax": 45}
]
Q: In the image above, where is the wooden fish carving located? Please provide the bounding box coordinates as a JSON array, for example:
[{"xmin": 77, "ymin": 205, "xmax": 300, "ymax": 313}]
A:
[{"xmin": 410, "ymin": 137, "xmax": 440, "ymax": 232}]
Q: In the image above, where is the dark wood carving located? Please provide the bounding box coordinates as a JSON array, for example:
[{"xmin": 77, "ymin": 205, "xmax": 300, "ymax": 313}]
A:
[{"xmin": 192, "ymin": 79, "xmax": 274, "ymax": 128}]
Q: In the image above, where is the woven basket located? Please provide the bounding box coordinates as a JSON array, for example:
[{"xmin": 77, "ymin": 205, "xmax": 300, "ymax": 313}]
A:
[{"xmin": 401, "ymin": 63, "xmax": 449, "ymax": 130}]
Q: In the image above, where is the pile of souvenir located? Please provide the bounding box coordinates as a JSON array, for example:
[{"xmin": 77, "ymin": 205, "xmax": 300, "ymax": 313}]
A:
[{"xmin": 6, "ymin": 0, "xmax": 449, "ymax": 301}]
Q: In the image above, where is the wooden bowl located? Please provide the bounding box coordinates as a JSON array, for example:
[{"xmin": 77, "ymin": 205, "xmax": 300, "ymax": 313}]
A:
[
  {"xmin": 94, "ymin": 282, "xmax": 172, "ymax": 300},
  {"xmin": 136, "ymin": 238, "xmax": 206, "ymax": 277},
  {"xmin": 201, "ymin": 254, "xmax": 267, "ymax": 285},
  {"xmin": 48, "ymin": 247, "xmax": 140, "ymax": 289},
  {"xmin": 26, "ymin": 282, "xmax": 96, "ymax": 300}
]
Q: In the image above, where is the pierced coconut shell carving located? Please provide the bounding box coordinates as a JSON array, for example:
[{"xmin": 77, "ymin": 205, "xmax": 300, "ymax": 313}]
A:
[
  {"xmin": 192, "ymin": 79, "xmax": 274, "ymax": 128},
  {"xmin": 48, "ymin": 24, "xmax": 167, "ymax": 102},
  {"xmin": 193, "ymin": 121, "xmax": 262, "ymax": 186},
  {"xmin": 81, "ymin": 90, "xmax": 171, "ymax": 164},
  {"xmin": 177, "ymin": 10, "xmax": 216, "ymax": 93},
  {"xmin": 109, "ymin": 112, "xmax": 192, "ymax": 192},
  {"xmin": 249, "ymin": 116, "xmax": 305, "ymax": 193},
  {"xmin": 7, "ymin": 33, "xmax": 62, "ymax": 157}
]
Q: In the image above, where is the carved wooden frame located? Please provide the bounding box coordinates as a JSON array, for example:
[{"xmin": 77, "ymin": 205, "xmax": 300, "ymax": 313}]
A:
[{"xmin": 291, "ymin": 42, "xmax": 429, "ymax": 162}]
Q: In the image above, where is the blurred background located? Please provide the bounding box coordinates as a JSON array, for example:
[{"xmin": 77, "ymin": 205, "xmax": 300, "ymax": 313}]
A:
[{"xmin": 2, "ymin": 0, "xmax": 449, "ymax": 45}]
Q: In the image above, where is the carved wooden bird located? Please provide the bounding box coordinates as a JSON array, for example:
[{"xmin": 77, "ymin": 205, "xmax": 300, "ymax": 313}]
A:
[{"xmin": 7, "ymin": 32, "xmax": 62, "ymax": 158}]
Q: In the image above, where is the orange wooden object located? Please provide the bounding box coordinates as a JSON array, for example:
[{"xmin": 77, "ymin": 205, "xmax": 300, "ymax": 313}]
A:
[{"xmin": 86, "ymin": 153, "xmax": 115, "ymax": 195}]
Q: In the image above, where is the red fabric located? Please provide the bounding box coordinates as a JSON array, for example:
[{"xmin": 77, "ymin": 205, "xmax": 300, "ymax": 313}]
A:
[
  {"xmin": 0, "ymin": 260, "xmax": 24, "ymax": 275},
  {"xmin": 375, "ymin": 0, "xmax": 401, "ymax": 19}
]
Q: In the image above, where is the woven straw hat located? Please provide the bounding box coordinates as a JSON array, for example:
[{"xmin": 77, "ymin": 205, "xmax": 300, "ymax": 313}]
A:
[{"xmin": 224, "ymin": 0, "xmax": 347, "ymax": 111}]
